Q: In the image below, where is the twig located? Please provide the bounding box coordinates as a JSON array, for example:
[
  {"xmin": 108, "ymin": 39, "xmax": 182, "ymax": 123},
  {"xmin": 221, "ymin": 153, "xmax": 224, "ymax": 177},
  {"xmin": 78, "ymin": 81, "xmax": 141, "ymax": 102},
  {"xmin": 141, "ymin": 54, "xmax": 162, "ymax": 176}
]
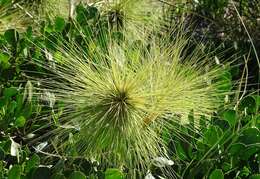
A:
[
  {"xmin": 231, "ymin": 0, "xmax": 260, "ymax": 68},
  {"xmin": 234, "ymin": 54, "xmax": 249, "ymax": 110}
]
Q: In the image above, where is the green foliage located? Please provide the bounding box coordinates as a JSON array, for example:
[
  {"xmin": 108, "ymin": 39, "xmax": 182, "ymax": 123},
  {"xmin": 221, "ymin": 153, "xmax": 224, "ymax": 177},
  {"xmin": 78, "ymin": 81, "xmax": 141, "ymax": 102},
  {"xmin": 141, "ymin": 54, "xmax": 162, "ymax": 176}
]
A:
[
  {"xmin": 54, "ymin": 17, "xmax": 66, "ymax": 32},
  {"xmin": 209, "ymin": 169, "xmax": 224, "ymax": 179},
  {"xmin": 8, "ymin": 165, "xmax": 21, "ymax": 179},
  {"xmin": 105, "ymin": 169, "xmax": 124, "ymax": 179},
  {"xmin": 4, "ymin": 29, "xmax": 19, "ymax": 47},
  {"xmin": 69, "ymin": 171, "xmax": 86, "ymax": 179}
]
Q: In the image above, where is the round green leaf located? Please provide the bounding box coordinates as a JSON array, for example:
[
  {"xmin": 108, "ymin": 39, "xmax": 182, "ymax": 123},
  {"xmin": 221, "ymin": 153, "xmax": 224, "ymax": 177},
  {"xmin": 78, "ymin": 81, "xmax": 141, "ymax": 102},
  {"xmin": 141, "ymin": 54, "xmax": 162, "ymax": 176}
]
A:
[
  {"xmin": 229, "ymin": 143, "xmax": 246, "ymax": 156},
  {"xmin": 223, "ymin": 109, "xmax": 237, "ymax": 127},
  {"xmin": 241, "ymin": 146, "xmax": 260, "ymax": 160},
  {"xmin": 105, "ymin": 168, "xmax": 124, "ymax": 179},
  {"xmin": 204, "ymin": 126, "xmax": 219, "ymax": 146},
  {"xmin": 8, "ymin": 165, "xmax": 21, "ymax": 179},
  {"xmin": 0, "ymin": 52, "xmax": 11, "ymax": 69},
  {"xmin": 209, "ymin": 169, "xmax": 224, "ymax": 179},
  {"xmin": 25, "ymin": 154, "xmax": 40, "ymax": 173},
  {"xmin": 3, "ymin": 87, "xmax": 18, "ymax": 99},
  {"xmin": 4, "ymin": 29, "xmax": 19, "ymax": 46},
  {"xmin": 55, "ymin": 17, "xmax": 66, "ymax": 32},
  {"xmin": 239, "ymin": 128, "xmax": 260, "ymax": 145},
  {"xmin": 69, "ymin": 171, "xmax": 86, "ymax": 179},
  {"xmin": 86, "ymin": 6, "xmax": 98, "ymax": 20},
  {"xmin": 239, "ymin": 96, "xmax": 257, "ymax": 114},
  {"xmin": 15, "ymin": 116, "xmax": 26, "ymax": 127},
  {"xmin": 32, "ymin": 167, "xmax": 51, "ymax": 179}
]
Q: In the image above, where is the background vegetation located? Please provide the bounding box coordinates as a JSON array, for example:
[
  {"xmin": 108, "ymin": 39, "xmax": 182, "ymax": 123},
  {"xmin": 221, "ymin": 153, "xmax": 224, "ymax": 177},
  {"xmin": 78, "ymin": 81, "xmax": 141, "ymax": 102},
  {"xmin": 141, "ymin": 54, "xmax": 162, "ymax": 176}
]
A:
[{"xmin": 0, "ymin": 0, "xmax": 259, "ymax": 178}]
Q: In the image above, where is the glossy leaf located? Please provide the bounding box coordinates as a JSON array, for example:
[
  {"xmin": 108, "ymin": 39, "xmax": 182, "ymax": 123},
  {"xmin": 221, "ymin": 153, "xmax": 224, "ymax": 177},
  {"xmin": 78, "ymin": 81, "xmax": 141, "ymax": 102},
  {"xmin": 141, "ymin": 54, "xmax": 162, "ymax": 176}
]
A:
[
  {"xmin": 8, "ymin": 165, "xmax": 21, "ymax": 179},
  {"xmin": 222, "ymin": 109, "xmax": 237, "ymax": 127},
  {"xmin": 55, "ymin": 17, "xmax": 66, "ymax": 32},
  {"xmin": 105, "ymin": 169, "xmax": 124, "ymax": 179},
  {"xmin": 15, "ymin": 116, "xmax": 26, "ymax": 127},
  {"xmin": 4, "ymin": 29, "xmax": 19, "ymax": 46},
  {"xmin": 209, "ymin": 169, "xmax": 224, "ymax": 179}
]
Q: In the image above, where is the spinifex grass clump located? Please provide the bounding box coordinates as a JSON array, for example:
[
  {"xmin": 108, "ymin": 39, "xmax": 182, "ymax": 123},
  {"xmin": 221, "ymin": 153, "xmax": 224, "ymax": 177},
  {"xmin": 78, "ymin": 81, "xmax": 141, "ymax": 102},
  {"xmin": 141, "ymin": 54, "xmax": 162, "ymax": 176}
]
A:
[
  {"xmin": 97, "ymin": 0, "xmax": 162, "ymax": 39},
  {"xmin": 16, "ymin": 0, "xmax": 234, "ymax": 177},
  {"xmin": 27, "ymin": 29, "xmax": 232, "ymax": 176}
]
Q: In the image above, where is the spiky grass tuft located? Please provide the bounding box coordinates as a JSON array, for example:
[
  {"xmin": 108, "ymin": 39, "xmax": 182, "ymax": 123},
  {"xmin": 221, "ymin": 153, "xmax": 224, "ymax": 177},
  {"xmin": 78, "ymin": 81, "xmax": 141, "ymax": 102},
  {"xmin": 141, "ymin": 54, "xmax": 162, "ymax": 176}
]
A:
[
  {"xmin": 27, "ymin": 30, "xmax": 233, "ymax": 176},
  {"xmin": 7, "ymin": 0, "xmax": 235, "ymax": 177},
  {"xmin": 95, "ymin": 0, "xmax": 163, "ymax": 41}
]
